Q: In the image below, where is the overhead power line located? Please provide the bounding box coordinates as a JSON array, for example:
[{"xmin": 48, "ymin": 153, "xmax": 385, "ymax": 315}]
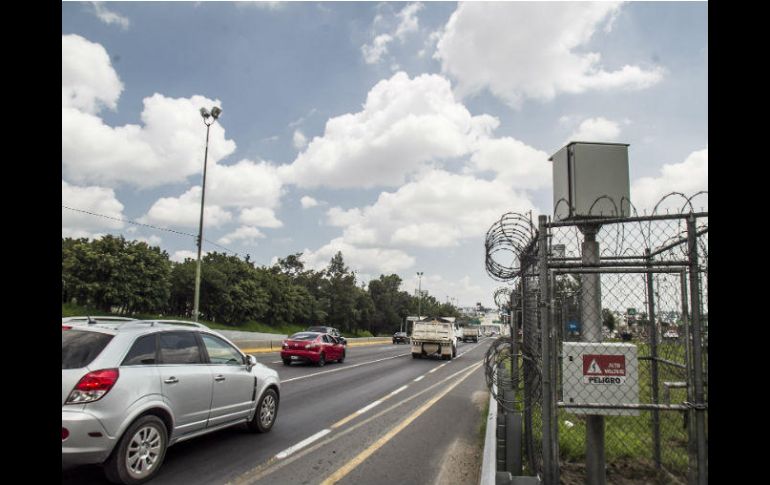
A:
[{"xmin": 62, "ymin": 205, "xmax": 242, "ymax": 257}]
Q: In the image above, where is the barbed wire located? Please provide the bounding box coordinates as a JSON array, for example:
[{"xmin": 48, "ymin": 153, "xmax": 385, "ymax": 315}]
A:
[
  {"xmin": 485, "ymin": 211, "xmax": 538, "ymax": 282},
  {"xmin": 494, "ymin": 286, "xmax": 512, "ymax": 310}
]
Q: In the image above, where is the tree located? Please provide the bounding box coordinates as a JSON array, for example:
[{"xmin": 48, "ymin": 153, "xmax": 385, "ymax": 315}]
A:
[
  {"xmin": 61, "ymin": 236, "xmax": 171, "ymax": 315},
  {"xmin": 602, "ymin": 308, "xmax": 616, "ymax": 332},
  {"xmin": 322, "ymin": 252, "xmax": 357, "ymax": 333}
]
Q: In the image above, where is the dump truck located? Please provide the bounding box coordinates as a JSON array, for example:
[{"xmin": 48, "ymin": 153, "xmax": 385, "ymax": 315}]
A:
[
  {"xmin": 411, "ymin": 318, "xmax": 457, "ymax": 360},
  {"xmin": 461, "ymin": 326, "xmax": 481, "ymax": 343}
]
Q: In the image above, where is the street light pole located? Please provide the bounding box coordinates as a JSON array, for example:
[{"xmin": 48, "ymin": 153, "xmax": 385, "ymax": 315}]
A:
[
  {"xmin": 193, "ymin": 106, "xmax": 222, "ymax": 322},
  {"xmin": 416, "ymin": 272, "xmax": 423, "ymax": 321}
]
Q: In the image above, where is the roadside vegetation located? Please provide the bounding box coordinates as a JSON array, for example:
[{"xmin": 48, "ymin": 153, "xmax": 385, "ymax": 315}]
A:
[{"xmin": 62, "ymin": 235, "xmax": 460, "ymax": 336}]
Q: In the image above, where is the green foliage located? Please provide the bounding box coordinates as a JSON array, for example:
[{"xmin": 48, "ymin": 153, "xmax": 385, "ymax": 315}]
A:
[{"xmin": 62, "ymin": 237, "xmax": 462, "ymax": 335}]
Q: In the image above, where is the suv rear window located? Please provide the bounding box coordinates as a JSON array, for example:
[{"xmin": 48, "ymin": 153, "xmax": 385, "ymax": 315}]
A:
[{"xmin": 62, "ymin": 330, "xmax": 114, "ymax": 369}]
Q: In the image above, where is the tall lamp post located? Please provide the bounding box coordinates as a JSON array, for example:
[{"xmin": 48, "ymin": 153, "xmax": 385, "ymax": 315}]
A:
[
  {"xmin": 193, "ymin": 106, "xmax": 222, "ymax": 322},
  {"xmin": 416, "ymin": 272, "xmax": 423, "ymax": 322}
]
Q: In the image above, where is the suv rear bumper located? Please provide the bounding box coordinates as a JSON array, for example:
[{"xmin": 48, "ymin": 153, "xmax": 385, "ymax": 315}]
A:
[{"xmin": 62, "ymin": 408, "xmax": 116, "ymax": 466}]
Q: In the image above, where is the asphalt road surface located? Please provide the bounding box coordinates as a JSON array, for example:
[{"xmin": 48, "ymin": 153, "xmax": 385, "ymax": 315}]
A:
[{"xmin": 62, "ymin": 338, "xmax": 494, "ymax": 485}]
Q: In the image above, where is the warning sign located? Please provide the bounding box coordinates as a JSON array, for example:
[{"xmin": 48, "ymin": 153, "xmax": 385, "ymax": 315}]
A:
[{"xmin": 583, "ymin": 354, "xmax": 626, "ymax": 384}]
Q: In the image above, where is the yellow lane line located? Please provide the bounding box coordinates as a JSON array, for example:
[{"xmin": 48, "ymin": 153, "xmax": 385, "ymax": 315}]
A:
[
  {"xmin": 226, "ymin": 359, "xmax": 483, "ymax": 485},
  {"xmin": 319, "ymin": 362, "xmax": 482, "ymax": 485}
]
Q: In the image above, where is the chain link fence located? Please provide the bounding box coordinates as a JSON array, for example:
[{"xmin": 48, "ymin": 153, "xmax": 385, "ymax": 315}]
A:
[{"xmin": 484, "ymin": 193, "xmax": 708, "ymax": 484}]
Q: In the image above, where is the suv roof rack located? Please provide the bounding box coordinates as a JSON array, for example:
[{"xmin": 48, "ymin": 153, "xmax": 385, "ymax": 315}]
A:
[{"xmin": 137, "ymin": 319, "xmax": 210, "ymax": 329}]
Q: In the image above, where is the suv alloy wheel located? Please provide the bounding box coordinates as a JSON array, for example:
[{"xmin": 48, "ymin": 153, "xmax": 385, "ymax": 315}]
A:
[{"xmin": 104, "ymin": 415, "xmax": 168, "ymax": 484}]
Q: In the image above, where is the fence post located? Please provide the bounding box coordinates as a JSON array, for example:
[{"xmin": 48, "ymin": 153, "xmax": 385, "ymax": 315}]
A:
[
  {"xmin": 686, "ymin": 214, "xmax": 707, "ymax": 485},
  {"xmin": 680, "ymin": 270, "xmax": 698, "ymax": 485},
  {"xmin": 580, "ymin": 223, "xmax": 605, "ymax": 485},
  {"xmin": 549, "ymin": 272, "xmax": 560, "ymax": 484},
  {"xmin": 538, "ymin": 215, "xmax": 553, "ymax": 484},
  {"xmin": 645, "ymin": 249, "xmax": 661, "ymax": 469},
  {"xmin": 522, "ymin": 268, "xmax": 535, "ymax": 473},
  {"xmin": 508, "ymin": 287, "xmax": 523, "ymax": 475}
]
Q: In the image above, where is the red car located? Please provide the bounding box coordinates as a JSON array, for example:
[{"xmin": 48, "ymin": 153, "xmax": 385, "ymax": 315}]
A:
[{"xmin": 281, "ymin": 332, "xmax": 346, "ymax": 367}]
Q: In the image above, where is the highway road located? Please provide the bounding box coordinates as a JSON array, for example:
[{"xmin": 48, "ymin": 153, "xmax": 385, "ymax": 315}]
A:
[{"xmin": 62, "ymin": 337, "xmax": 494, "ymax": 485}]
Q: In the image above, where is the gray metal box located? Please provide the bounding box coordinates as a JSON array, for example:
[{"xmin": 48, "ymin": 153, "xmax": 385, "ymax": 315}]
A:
[{"xmin": 549, "ymin": 142, "xmax": 630, "ymax": 221}]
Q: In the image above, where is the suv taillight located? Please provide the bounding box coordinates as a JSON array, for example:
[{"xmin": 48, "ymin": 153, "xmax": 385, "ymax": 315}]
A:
[
  {"xmin": 66, "ymin": 369, "xmax": 119, "ymax": 404},
  {"xmin": 62, "ymin": 427, "xmax": 69, "ymax": 440}
]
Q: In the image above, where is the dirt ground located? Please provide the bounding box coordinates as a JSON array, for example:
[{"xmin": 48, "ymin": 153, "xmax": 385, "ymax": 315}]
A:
[{"xmin": 559, "ymin": 458, "xmax": 685, "ymax": 485}]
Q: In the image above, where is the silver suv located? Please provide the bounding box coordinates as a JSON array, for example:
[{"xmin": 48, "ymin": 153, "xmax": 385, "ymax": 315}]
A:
[{"xmin": 62, "ymin": 319, "xmax": 280, "ymax": 484}]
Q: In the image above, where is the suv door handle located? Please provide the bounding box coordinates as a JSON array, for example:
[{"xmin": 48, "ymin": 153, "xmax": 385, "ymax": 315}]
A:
[
  {"xmin": 164, "ymin": 377, "xmax": 179, "ymax": 384},
  {"xmin": 214, "ymin": 375, "xmax": 226, "ymax": 382}
]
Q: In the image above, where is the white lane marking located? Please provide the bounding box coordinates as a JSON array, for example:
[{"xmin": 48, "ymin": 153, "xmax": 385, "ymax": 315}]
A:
[
  {"xmin": 281, "ymin": 353, "xmax": 410, "ymax": 383},
  {"xmin": 413, "ymin": 376, "xmax": 424, "ymax": 382},
  {"xmin": 275, "ymin": 429, "xmax": 331, "ymax": 460},
  {"xmin": 388, "ymin": 385, "xmax": 408, "ymax": 397},
  {"xmin": 356, "ymin": 400, "xmax": 382, "ymax": 415}
]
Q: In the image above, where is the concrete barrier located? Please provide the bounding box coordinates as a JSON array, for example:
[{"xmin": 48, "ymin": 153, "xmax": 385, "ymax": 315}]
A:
[{"xmin": 236, "ymin": 336, "xmax": 392, "ymax": 354}]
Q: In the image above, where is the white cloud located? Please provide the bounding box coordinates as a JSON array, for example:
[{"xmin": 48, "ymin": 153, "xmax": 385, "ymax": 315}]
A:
[
  {"xmin": 434, "ymin": 2, "xmax": 664, "ymax": 108},
  {"xmin": 142, "ymin": 158, "xmax": 285, "ymax": 230},
  {"xmin": 62, "ymin": 180, "xmax": 125, "ymax": 238},
  {"xmin": 62, "ymin": 34, "xmax": 124, "ymax": 114},
  {"xmin": 568, "ymin": 117, "xmax": 622, "ymax": 143},
  {"xmin": 206, "ymin": 159, "xmax": 284, "ymax": 209},
  {"xmin": 134, "ymin": 235, "xmax": 163, "ymax": 247},
  {"xmin": 395, "ymin": 2, "xmax": 424, "ymax": 41},
  {"xmin": 301, "ymin": 238, "xmax": 415, "ymax": 275},
  {"xmin": 300, "ymin": 196, "xmax": 319, "ymax": 209},
  {"xmin": 288, "ymin": 108, "xmax": 318, "ymax": 128},
  {"xmin": 240, "ymin": 1, "xmax": 285, "ymax": 10},
  {"xmin": 362, "ymin": 34, "xmax": 393, "ymax": 64},
  {"xmin": 141, "ymin": 186, "xmax": 233, "ymax": 229},
  {"xmin": 89, "ymin": 2, "xmax": 130, "ymax": 29},
  {"xmin": 239, "ymin": 207, "xmax": 283, "ymax": 228},
  {"xmin": 62, "ymin": 93, "xmax": 237, "ymax": 188},
  {"xmin": 467, "ymin": 137, "xmax": 552, "ymax": 189},
  {"xmin": 326, "ymin": 169, "xmax": 536, "ymax": 249},
  {"xmin": 631, "ymin": 148, "xmax": 708, "ymax": 212},
  {"xmin": 362, "ymin": 2, "xmax": 424, "ymax": 64},
  {"xmin": 418, "ymin": 30, "xmax": 441, "ymax": 58},
  {"xmin": 293, "ymin": 130, "xmax": 308, "ymax": 150},
  {"xmin": 218, "ymin": 226, "xmax": 266, "ymax": 246},
  {"xmin": 279, "ymin": 72, "xmax": 499, "ymax": 189},
  {"xmin": 170, "ymin": 250, "xmax": 206, "ymax": 263}
]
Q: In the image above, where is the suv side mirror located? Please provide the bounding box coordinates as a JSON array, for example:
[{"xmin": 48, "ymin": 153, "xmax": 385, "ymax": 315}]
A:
[{"xmin": 246, "ymin": 354, "xmax": 257, "ymax": 370}]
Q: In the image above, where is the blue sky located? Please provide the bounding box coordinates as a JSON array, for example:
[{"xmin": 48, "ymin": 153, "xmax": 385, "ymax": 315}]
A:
[{"xmin": 61, "ymin": 1, "xmax": 708, "ymax": 308}]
